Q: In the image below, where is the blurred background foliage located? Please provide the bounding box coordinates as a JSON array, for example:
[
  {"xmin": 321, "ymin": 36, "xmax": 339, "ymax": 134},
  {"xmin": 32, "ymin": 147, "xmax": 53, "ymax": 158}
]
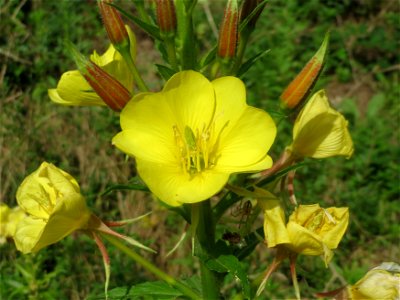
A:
[{"xmin": 0, "ymin": 0, "xmax": 399, "ymax": 299}]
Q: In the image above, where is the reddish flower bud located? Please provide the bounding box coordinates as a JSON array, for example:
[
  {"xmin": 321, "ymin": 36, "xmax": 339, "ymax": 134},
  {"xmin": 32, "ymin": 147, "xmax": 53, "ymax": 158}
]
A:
[
  {"xmin": 156, "ymin": 0, "xmax": 177, "ymax": 36},
  {"xmin": 70, "ymin": 45, "xmax": 131, "ymax": 111},
  {"xmin": 239, "ymin": 0, "xmax": 266, "ymax": 30},
  {"xmin": 218, "ymin": 0, "xmax": 239, "ymax": 59},
  {"xmin": 280, "ymin": 33, "xmax": 329, "ymax": 110},
  {"xmin": 98, "ymin": 0, "xmax": 129, "ymax": 49}
]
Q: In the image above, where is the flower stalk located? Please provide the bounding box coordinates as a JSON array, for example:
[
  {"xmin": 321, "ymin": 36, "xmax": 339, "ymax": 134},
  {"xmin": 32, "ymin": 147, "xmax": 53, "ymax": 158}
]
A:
[
  {"xmin": 192, "ymin": 200, "xmax": 221, "ymax": 299},
  {"xmin": 101, "ymin": 233, "xmax": 202, "ymax": 300}
]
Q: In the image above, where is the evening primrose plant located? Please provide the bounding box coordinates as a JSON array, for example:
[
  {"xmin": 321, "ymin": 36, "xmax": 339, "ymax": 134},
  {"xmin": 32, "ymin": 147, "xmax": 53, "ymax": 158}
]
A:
[{"xmin": 5, "ymin": 0, "xmax": 394, "ymax": 299}]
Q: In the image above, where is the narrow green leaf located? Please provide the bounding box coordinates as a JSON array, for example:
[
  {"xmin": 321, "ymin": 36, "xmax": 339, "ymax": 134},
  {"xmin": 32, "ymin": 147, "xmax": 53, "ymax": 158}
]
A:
[
  {"xmin": 237, "ymin": 49, "xmax": 270, "ymax": 77},
  {"xmin": 155, "ymin": 64, "xmax": 176, "ymax": 81},
  {"xmin": 200, "ymin": 46, "xmax": 217, "ymax": 70},
  {"xmin": 128, "ymin": 281, "xmax": 183, "ymax": 298},
  {"xmin": 108, "ymin": 3, "xmax": 161, "ymax": 40},
  {"xmin": 206, "ymin": 255, "xmax": 251, "ymax": 299}
]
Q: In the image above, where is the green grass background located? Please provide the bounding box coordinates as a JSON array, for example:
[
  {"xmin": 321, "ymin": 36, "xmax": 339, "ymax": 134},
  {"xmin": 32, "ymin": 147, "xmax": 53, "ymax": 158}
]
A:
[{"xmin": 0, "ymin": 0, "xmax": 399, "ymax": 299}]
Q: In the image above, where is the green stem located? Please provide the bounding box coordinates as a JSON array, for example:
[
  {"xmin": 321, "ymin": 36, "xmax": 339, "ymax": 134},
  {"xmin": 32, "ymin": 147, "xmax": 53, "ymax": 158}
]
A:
[
  {"xmin": 192, "ymin": 200, "xmax": 221, "ymax": 299},
  {"xmin": 101, "ymin": 234, "xmax": 201, "ymax": 300},
  {"xmin": 165, "ymin": 36, "xmax": 178, "ymax": 70},
  {"xmin": 231, "ymin": 31, "xmax": 250, "ymax": 75},
  {"xmin": 119, "ymin": 48, "xmax": 149, "ymax": 92},
  {"xmin": 175, "ymin": 0, "xmax": 197, "ymax": 70}
]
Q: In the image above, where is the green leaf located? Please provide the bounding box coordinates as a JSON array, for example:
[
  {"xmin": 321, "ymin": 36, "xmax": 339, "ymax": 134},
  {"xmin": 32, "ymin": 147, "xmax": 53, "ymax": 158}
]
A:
[
  {"xmin": 206, "ymin": 255, "xmax": 251, "ymax": 299},
  {"xmin": 128, "ymin": 281, "xmax": 183, "ymax": 299},
  {"xmin": 237, "ymin": 49, "xmax": 270, "ymax": 77},
  {"xmin": 108, "ymin": 3, "xmax": 161, "ymax": 40},
  {"xmin": 366, "ymin": 93, "xmax": 385, "ymax": 120},
  {"xmin": 200, "ymin": 46, "xmax": 217, "ymax": 70},
  {"xmin": 155, "ymin": 64, "xmax": 176, "ymax": 81}
]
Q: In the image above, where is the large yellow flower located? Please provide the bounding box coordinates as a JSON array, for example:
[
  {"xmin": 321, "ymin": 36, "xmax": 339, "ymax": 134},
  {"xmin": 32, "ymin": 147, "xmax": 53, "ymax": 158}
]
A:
[
  {"xmin": 113, "ymin": 71, "xmax": 276, "ymax": 206},
  {"xmin": 48, "ymin": 25, "xmax": 136, "ymax": 107},
  {"xmin": 14, "ymin": 162, "xmax": 91, "ymax": 254},
  {"xmin": 287, "ymin": 89, "xmax": 353, "ymax": 159},
  {"xmin": 262, "ymin": 201, "xmax": 349, "ymax": 264}
]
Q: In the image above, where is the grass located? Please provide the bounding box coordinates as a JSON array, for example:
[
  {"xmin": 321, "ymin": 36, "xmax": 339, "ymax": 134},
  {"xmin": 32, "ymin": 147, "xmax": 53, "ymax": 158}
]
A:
[{"xmin": 1, "ymin": 0, "xmax": 399, "ymax": 299}]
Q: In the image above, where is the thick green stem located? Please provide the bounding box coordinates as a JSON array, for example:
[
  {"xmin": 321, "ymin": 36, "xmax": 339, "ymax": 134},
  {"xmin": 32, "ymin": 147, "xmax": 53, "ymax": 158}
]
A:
[
  {"xmin": 101, "ymin": 234, "xmax": 201, "ymax": 300},
  {"xmin": 119, "ymin": 48, "xmax": 149, "ymax": 92},
  {"xmin": 175, "ymin": 0, "xmax": 197, "ymax": 70},
  {"xmin": 192, "ymin": 200, "xmax": 221, "ymax": 299}
]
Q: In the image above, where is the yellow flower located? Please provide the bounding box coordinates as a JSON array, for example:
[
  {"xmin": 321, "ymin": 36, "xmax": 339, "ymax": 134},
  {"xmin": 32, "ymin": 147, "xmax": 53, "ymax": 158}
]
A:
[
  {"xmin": 48, "ymin": 25, "xmax": 136, "ymax": 107},
  {"xmin": 287, "ymin": 89, "xmax": 353, "ymax": 159},
  {"xmin": 263, "ymin": 202, "xmax": 349, "ymax": 264},
  {"xmin": 113, "ymin": 71, "xmax": 276, "ymax": 206},
  {"xmin": 0, "ymin": 204, "xmax": 26, "ymax": 244},
  {"xmin": 14, "ymin": 162, "xmax": 91, "ymax": 254},
  {"xmin": 348, "ymin": 262, "xmax": 400, "ymax": 300}
]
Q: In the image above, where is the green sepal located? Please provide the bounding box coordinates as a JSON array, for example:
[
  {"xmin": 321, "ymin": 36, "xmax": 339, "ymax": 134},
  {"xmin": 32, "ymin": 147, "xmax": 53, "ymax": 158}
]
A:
[
  {"xmin": 237, "ymin": 49, "xmax": 270, "ymax": 77},
  {"xmin": 155, "ymin": 64, "xmax": 176, "ymax": 81}
]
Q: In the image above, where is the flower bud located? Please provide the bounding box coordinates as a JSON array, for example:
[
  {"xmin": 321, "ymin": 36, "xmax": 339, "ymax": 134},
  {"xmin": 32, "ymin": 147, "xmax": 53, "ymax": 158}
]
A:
[
  {"xmin": 70, "ymin": 44, "xmax": 132, "ymax": 111},
  {"xmin": 156, "ymin": 0, "xmax": 177, "ymax": 37},
  {"xmin": 218, "ymin": 0, "xmax": 239, "ymax": 59},
  {"xmin": 239, "ymin": 0, "xmax": 266, "ymax": 31},
  {"xmin": 98, "ymin": 0, "xmax": 130, "ymax": 50},
  {"xmin": 280, "ymin": 33, "xmax": 329, "ymax": 109}
]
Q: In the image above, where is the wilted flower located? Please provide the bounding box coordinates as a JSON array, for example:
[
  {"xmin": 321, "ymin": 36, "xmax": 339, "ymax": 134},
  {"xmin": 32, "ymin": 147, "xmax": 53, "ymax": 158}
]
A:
[
  {"xmin": 287, "ymin": 89, "xmax": 354, "ymax": 159},
  {"xmin": 113, "ymin": 71, "xmax": 276, "ymax": 206},
  {"xmin": 0, "ymin": 204, "xmax": 25, "ymax": 243},
  {"xmin": 13, "ymin": 162, "xmax": 91, "ymax": 254},
  {"xmin": 48, "ymin": 25, "xmax": 136, "ymax": 107},
  {"xmin": 262, "ymin": 201, "xmax": 349, "ymax": 264},
  {"xmin": 348, "ymin": 262, "xmax": 400, "ymax": 300}
]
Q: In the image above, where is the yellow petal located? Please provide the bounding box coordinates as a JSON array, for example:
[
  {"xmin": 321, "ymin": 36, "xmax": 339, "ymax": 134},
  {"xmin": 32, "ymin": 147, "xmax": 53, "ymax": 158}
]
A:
[
  {"xmin": 5, "ymin": 207, "xmax": 26, "ymax": 238},
  {"xmin": 136, "ymin": 159, "xmax": 229, "ymax": 206},
  {"xmin": 31, "ymin": 194, "xmax": 90, "ymax": 253},
  {"xmin": 14, "ymin": 217, "xmax": 46, "ymax": 254},
  {"xmin": 286, "ymin": 222, "xmax": 325, "ymax": 256},
  {"xmin": 162, "ymin": 71, "xmax": 216, "ymax": 130},
  {"xmin": 114, "ymin": 92, "xmax": 177, "ymax": 164},
  {"xmin": 261, "ymin": 199, "xmax": 291, "ymax": 247},
  {"xmin": 215, "ymin": 106, "xmax": 276, "ymax": 172},
  {"xmin": 211, "ymin": 76, "xmax": 247, "ymax": 135},
  {"xmin": 49, "ymin": 70, "xmax": 105, "ymax": 106},
  {"xmin": 290, "ymin": 90, "xmax": 353, "ymax": 159},
  {"xmin": 319, "ymin": 207, "xmax": 349, "ymax": 249}
]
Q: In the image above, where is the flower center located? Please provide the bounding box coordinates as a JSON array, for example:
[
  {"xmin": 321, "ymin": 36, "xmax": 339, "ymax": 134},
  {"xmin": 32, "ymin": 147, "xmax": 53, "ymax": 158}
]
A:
[{"xmin": 173, "ymin": 124, "xmax": 214, "ymax": 175}]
